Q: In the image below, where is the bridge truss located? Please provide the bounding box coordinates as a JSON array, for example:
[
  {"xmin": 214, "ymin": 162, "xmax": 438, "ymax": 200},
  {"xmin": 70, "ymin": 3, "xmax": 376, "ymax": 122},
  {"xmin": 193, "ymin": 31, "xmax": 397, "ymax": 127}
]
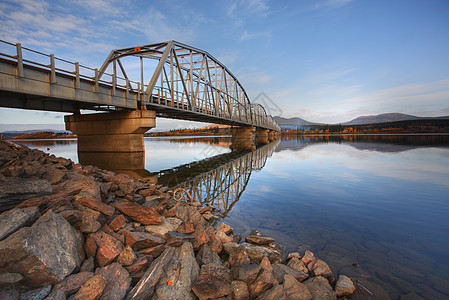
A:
[{"xmin": 98, "ymin": 41, "xmax": 280, "ymax": 131}]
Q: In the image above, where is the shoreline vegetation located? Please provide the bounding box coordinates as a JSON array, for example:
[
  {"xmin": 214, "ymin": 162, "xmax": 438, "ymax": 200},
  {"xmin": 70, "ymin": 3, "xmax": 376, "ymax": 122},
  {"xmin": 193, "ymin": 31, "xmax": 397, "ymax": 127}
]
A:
[
  {"xmin": 5, "ymin": 118, "xmax": 449, "ymax": 140},
  {"xmin": 0, "ymin": 140, "xmax": 360, "ymax": 299}
]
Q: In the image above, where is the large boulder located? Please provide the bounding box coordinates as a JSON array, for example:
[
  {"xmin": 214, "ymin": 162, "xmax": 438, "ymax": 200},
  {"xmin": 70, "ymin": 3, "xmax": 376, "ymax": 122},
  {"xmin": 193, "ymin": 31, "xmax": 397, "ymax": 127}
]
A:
[
  {"xmin": 0, "ymin": 210, "xmax": 84, "ymax": 290},
  {"xmin": 0, "ymin": 206, "xmax": 41, "ymax": 241}
]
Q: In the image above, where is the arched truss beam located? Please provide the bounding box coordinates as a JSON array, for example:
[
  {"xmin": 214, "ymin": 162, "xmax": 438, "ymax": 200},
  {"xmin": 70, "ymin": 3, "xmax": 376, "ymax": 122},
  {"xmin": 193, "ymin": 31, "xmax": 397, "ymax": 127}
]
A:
[{"xmin": 98, "ymin": 41, "xmax": 280, "ymax": 131}]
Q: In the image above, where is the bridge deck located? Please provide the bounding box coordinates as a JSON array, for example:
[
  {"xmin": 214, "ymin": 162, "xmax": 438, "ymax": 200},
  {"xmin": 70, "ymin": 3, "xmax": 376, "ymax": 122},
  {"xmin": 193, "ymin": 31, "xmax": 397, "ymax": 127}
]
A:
[{"xmin": 0, "ymin": 40, "xmax": 280, "ymax": 131}]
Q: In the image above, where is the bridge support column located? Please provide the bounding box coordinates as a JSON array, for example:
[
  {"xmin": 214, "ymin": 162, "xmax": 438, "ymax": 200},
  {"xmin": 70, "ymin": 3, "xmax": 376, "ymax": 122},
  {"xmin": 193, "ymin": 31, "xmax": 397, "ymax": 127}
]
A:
[
  {"xmin": 231, "ymin": 126, "xmax": 255, "ymax": 151},
  {"xmin": 255, "ymin": 129, "xmax": 269, "ymax": 145},
  {"xmin": 65, "ymin": 110, "xmax": 155, "ymax": 155}
]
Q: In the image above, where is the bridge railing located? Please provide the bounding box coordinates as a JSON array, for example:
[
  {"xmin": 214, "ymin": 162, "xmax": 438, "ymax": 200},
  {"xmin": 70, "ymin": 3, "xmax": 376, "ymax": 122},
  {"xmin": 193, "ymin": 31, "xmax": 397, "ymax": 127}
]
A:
[{"xmin": 0, "ymin": 40, "xmax": 143, "ymax": 105}]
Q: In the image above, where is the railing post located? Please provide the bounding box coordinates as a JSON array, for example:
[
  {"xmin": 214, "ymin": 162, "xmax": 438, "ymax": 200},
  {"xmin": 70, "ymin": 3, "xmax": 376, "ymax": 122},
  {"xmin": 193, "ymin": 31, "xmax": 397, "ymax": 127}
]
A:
[
  {"xmin": 126, "ymin": 78, "xmax": 129, "ymax": 98},
  {"xmin": 94, "ymin": 69, "xmax": 99, "ymax": 92},
  {"xmin": 75, "ymin": 62, "xmax": 80, "ymax": 88},
  {"xmin": 16, "ymin": 43, "xmax": 24, "ymax": 77},
  {"xmin": 50, "ymin": 54, "xmax": 56, "ymax": 83},
  {"xmin": 112, "ymin": 60, "xmax": 116, "ymax": 96}
]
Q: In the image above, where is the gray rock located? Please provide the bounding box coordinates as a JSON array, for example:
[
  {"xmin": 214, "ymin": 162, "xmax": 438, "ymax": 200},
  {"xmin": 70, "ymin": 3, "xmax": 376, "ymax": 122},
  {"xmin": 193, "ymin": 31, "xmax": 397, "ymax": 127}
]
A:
[
  {"xmin": 80, "ymin": 257, "xmax": 95, "ymax": 273},
  {"xmin": 0, "ymin": 206, "xmax": 41, "ymax": 241},
  {"xmin": 196, "ymin": 244, "xmax": 222, "ymax": 266},
  {"xmin": 272, "ymin": 263, "xmax": 308, "ymax": 283},
  {"xmin": 201, "ymin": 263, "xmax": 232, "ymax": 282},
  {"xmin": 20, "ymin": 285, "xmax": 52, "ymax": 300},
  {"xmin": 0, "ymin": 177, "xmax": 51, "ymax": 211},
  {"xmin": 126, "ymin": 247, "xmax": 176, "ymax": 300},
  {"xmin": 152, "ymin": 242, "xmax": 200, "ymax": 300},
  {"xmin": 95, "ymin": 262, "xmax": 131, "ymax": 300},
  {"xmin": 240, "ymin": 242, "xmax": 285, "ymax": 264},
  {"xmin": 0, "ymin": 272, "xmax": 24, "ymax": 285},
  {"xmin": 0, "ymin": 210, "xmax": 84, "ymax": 290},
  {"xmin": 144, "ymin": 216, "xmax": 183, "ymax": 237}
]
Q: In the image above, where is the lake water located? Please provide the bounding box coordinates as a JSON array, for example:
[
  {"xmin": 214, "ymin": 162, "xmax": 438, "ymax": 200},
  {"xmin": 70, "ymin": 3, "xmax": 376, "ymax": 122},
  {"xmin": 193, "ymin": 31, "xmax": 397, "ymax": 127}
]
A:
[{"xmin": 16, "ymin": 135, "xmax": 449, "ymax": 299}]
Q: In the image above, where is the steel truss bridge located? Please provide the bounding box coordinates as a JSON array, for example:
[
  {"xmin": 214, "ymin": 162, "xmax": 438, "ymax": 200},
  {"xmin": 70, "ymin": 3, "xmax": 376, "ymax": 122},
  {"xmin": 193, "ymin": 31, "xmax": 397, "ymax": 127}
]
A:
[
  {"xmin": 155, "ymin": 139, "xmax": 280, "ymax": 217},
  {"xmin": 0, "ymin": 40, "xmax": 280, "ymax": 132}
]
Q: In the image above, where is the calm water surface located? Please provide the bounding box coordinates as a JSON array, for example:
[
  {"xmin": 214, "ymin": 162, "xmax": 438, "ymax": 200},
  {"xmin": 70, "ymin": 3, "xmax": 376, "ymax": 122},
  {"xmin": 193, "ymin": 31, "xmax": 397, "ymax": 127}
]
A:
[{"xmin": 17, "ymin": 135, "xmax": 449, "ymax": 299}]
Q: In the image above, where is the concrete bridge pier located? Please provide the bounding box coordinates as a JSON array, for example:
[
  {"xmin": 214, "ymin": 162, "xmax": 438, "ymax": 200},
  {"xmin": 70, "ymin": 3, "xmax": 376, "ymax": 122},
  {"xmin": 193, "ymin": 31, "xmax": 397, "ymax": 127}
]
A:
[
  {"xmin": 255, "ymin": 129, "xmax": 269, "ymax": 145},
  {"xmin": 65, "ymin": 110, "xmax": 156, "ymax": 165},
  {"xmin": 231, "ymin": 126, "xmax": 256, "ymax": 151}
]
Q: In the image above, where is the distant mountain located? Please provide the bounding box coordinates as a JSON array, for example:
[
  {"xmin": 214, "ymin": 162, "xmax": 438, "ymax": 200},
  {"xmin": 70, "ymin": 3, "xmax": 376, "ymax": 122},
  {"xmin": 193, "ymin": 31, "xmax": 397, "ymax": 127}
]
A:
[
  {"xmin": 344, "ymin": 113, "xmax": 449, "ymax": 125},
  {"xmin": 274, "ymin": 116, "xmax": 311, "ymax": 125}
]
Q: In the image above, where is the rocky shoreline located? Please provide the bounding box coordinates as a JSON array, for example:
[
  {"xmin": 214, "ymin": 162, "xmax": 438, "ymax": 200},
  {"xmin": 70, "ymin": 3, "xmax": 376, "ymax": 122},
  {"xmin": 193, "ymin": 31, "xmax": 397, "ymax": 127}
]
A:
[{"xmin": 0, "ymin": 140, "xmax": 357, "ymax": 299}]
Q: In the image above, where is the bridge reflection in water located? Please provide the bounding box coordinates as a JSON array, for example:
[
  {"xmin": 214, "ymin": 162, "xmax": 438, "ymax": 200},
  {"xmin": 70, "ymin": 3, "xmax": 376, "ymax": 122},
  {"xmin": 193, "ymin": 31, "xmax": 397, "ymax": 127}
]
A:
[
  {"xmin": 80, "ymin": 138, "xmax": 280, "ymax": 217},
  {"xmin": 157, "ymin": 139, "xmax": 280, "ymax": 217}
]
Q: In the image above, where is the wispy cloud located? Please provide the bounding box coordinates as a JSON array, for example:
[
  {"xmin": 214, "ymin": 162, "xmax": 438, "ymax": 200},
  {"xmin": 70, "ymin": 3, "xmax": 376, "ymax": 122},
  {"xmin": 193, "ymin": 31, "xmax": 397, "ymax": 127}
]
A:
[{"xmin": 240, "ymin": 30, "xmax": 272, "ymax": 41}]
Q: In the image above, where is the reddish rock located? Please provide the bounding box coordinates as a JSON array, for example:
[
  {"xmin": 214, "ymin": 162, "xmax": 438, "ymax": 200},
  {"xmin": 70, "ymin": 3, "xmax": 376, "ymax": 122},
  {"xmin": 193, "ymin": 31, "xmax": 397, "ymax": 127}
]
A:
[
  {"xmin": 101, "ymin": 224, "xmax": 124, "ymax": 244},
  {"xmin": 287, "ymin": 252, "xmax": 302, "ymax": 260},
  {"xmin": 109, "ymin": 215, "xmax": 127, "ymax": 232},
  {"xmin": 72, "ymin": 274, "xmax": 106, "ymax": 300},
  {"xmin": 166, "ymin": 231, "xmax": 195, "ymax": 247},
  {"xmin": 272, "ymin": 263, "xmax": 308, "ymax": 283},
  {"xmin": 95, "ymin": 262, "xmax": 132, "ymax": 300},
  {"xmin": 84, "ymin": 234, "xmax": 97, "ymax": 258},
  {"xmin": 248, "ymin": 269, "xmax": 278, "ymax": 298},
  {"xmin": 304, "ymin": 276, "xmax": 334, "ymax": 300},
  {"xmin": 74, "ymin": 196, "xmax": 115, "ymax": 216},
  {"xmin": 301, "ymin": 250, "xmax": 316, "ymax": 265},
  {"xmin": 335, "ymin": 275, "xmax": 356, "ymax": 297},
  {"xmin": 138, "ymin": 244, "xmax": 166, "ymax": 258},
  {"xmin": 117, "ymin": 245, "xmax": 137, "ymax": 266},
  {"xmin": 245, "ymin": 235, "xmax": 275, "ymax": 245},
  {"xmin": 231, "ymin": 280, "xmax": 250, "ymax": 300},
  {"xmin": 198, "ymin": 206, "xmax": 213, "ymax": 214},
  {"xmin": 114, "ymin": 201, "xmax": 162, "ymax": 225},
  {"xmin": 232, "ymin": 264, "xmax": 262, "ymax": 284},
  {"xmin": 283, "ymin": 274, "xmax": 312, "ymax": 300},
  {"xmin": 192, "ymin": 224, "xmax": 209, "ymax": 250},
  {"xmin": 138, "ymin": 187, "xmax": 157, "ymax": 197},
  {"xmin": 47, "ymin": 271, "xmax": 94, "ymax": 298},
  {"xmin": 229, "ymin": 246, "xmax": 251, "ymax": 267},
  {"xmin": 216, "ymin": 222, "xmax": 233, "ymax": 235},
  {"xmin": 200, "ymin": 263, "xmax": 232, "ymax": 282},
  {"xmin": 123, "ymin": 230, "xmax": 165, "ymax": 250},
  {"xmin": 124, "ymin": 257, "xmax": 152, "ymax": 281},
  {"xmin": 216, "ymin": 230, "xmax": 234, "ymax": 244},
  {"xmin": 177, "ymin": 222, "xmax": 195, "ymax": 234},
  {"xmin": 191, "ymin": 274, "xmax": 232, "ymax": 300},
  {"xmin": 310, "ymin": 259, "xmax": 333, "ymax": 278},
  {"xmin": 205, "ymin": 226, "xmax": 223, "ymax": 254},
  {"xmin": 287, "ymin": 257, "xmax": 309, "ymax": 274},
  {"xmin": 92, "ymin": 231, "xmax": 124, "ymax": 267}
]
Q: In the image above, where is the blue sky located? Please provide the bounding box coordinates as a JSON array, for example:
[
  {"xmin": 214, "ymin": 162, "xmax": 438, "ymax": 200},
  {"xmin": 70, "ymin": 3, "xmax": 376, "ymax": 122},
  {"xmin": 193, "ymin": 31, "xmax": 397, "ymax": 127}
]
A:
[{"xmin": 0, "ymin": 0, "xmax": 448, "ymax": 130}]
